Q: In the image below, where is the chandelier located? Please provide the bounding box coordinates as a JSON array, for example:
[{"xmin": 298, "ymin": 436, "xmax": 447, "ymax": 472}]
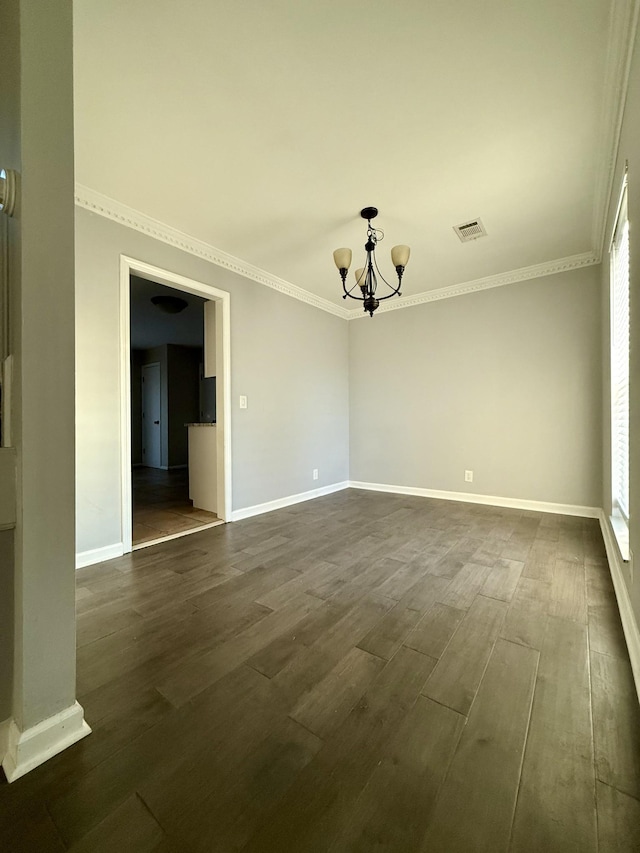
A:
[{"xmin": 333, "ymin": 207, "xmax": 410, "ymax": 317}]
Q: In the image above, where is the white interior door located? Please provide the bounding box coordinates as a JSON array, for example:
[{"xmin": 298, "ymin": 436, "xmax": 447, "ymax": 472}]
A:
[{"xmin": 142, "ymin": 362, "xmax": 161, "ymax": 468}]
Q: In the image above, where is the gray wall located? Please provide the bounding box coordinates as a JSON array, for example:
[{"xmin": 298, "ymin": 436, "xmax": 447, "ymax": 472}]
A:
[
  {"xmin": 166, "ymin": 345, "xmax": 201, "ymax": 467},
  {"xmin": 75, "ymin": 208, "xmax": 350, "ymax": 556},
  {"xmin": 601, "ymin": 22, "xmax": 640, "ymax": 630},
  {"xmin": 350, "ymin": 266, "xmax": 602, "ymax": 508},
  {"xmin": 0, "ymin": 0, "xmax": 77, "ymax": 731}
]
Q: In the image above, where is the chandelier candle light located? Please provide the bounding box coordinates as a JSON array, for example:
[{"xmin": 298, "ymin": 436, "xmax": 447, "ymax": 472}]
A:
[{"xmin": 333, "ymin": 207, "xmax": 410, "ymax": 317}]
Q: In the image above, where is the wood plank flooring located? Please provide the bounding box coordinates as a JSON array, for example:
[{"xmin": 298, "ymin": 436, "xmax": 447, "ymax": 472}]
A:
[
  {"xmin": 132, "ymin": 467, "xmax": 221, "ymax": 546},
  {"xmin": 1, "ymin": 489, "xmax": 640, "ymax": 851}
]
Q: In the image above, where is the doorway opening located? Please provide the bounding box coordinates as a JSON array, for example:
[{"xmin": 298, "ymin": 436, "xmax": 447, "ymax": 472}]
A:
[{"xmin": 120, "ymin": 256, "xmax": 231, "ymax": 552}]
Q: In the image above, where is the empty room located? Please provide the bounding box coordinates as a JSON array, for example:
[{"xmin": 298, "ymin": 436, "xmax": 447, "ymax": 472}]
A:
[{"xmin": 1, "ymin": 1, "xmax": 640, "ymax": 851}]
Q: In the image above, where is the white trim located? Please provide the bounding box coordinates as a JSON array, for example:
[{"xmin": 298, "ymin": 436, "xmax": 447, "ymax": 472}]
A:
[
  {"xmin": 76, "ymin": 185, "xmax": 349, "ymax": 320},
  {"xmin": 231, "ymin": 481, "xmax": 350, "ymax": 522},
  {"xmin": 348, "ymin": 480, "xmax": 600, "ymax": 518},
  {"xmin": 609, "ymin": 511, "xmax": 630, "ymax": 561},
  {"xmin": 0, "ymin": 718, "xmax": 9, "ymax": 764},
  {"xmin": 76, "ymin": 542, "xmax": 124, "ymax": 570},
  {"xmin": 599, "ymin": 510, "xmax": 640, "ymax": 705},
  {"xmin": 1, "ymin": 702, "xmax": 91, "ymax": 783},
  {"xmin": 607, "ymin": 165, "xmax": 629, "ymax": 254},
  {"xmin": 76, "ymin": 186, "xmax": 600, "ymax": 321},
  {"xmin": 592, "ymin": 0, "xmax": 640, "ymax": 259},
  {"xmin": 347, "ymin": 252, "xmax": 600, "ymax": 319},
  {"xmin": 119, "ymin": 256, "xmax": 233, "ymax": 555},
  {"xmin": 132, "ymin": 520, "xmax": 225, "ymax": 551},
  {"xmin": 120, "ymin": 256, "xmax": 133, "ymax": 551},
  {"xmin": 217, "ymin": 295, "xmax": 231, "ymax": 519}
]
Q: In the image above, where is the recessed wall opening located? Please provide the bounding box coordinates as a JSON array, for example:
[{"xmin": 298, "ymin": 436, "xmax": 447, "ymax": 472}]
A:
[
  {"xmin": 130, "ymin": 276, "xmax": 222, "ymax": 546},
  {"xmin": 119, "ymin": 257, "xmax": 232, "ymax": 553}
]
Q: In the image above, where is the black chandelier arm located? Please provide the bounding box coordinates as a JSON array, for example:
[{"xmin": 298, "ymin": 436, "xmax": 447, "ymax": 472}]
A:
[
  {"xmin": 342, "ymin": 285, "xmax": 401, "ymax": 305},
  {"xmin": 375, "ymin": 266, "xmax": 404, "ymax": 301},
  {"xmin": 342, "ymin": 274, "xmax": 367, "ymax": 300},
  {"xmin": 375, "ymin": 287, "xmax": 403, "ymax": 302},
  {"xmin": 342, "ymin": 286, "xmax": 365, "ymax": 302},
  {"xmin": 341, "ymin": 255, "xmax": 404, "ymax": 303},
  {"xmin": 370, "ymin": 249, "xmax": 398, "ymax": 293},
  {"xmin": 342, "ymin": 271, "xmax": 370, "ymax": 301},
  {"xmin": 342, "ymin": 251, "xmax": 373, "ymax": 300}
]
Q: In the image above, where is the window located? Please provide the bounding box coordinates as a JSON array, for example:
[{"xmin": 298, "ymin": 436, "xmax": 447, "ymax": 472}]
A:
[{"xmin": 610, "ymin": 174, "xmax": 630, "ymax": 558}]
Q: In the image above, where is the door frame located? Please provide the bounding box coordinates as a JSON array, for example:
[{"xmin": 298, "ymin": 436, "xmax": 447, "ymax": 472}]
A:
[{"xmin": 119, "ymin": 255, "xmax": 232, "ymax": 552}]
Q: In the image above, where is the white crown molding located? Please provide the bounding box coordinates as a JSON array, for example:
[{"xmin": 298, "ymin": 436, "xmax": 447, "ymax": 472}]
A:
[
  {"xmin": 76, "ymin": 185, "xmax": 600, "ymax": 322},
  {"xmin": 2, "ymin": 702, "xmax": 91, "ymax": 783},
  {"xmin": 74, "ymin": 184, "xmax": 351, "ymax": 320},
  {"xmin": 591, "ymin": 0, "xmax": 640, "ymax": 259},
  {"xmin": 347, "ymin": 251, "xmax": 600, "ymax": 319}
]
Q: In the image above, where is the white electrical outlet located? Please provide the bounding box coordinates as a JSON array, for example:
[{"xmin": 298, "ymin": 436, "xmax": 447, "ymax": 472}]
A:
[
  {"xmin": 313, "ymin": 469, "xmax": 319, "ymax": 480},
  {"xmin": 239, "ymin": 395, "xmax": 247, "ymax": 409},
  {"xmin": 465, "ymin": 470, "xmax": 473, "ymax": 483}
]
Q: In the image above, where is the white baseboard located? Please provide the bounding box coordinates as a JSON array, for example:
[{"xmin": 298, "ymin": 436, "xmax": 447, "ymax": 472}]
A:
[
  {"xmin": 76, "ymin": 542, "xmax": 124, "ymax": 569},
  {"xmin": 0, "ymin": 717, "xmax": 9, "ymax": 765},
  {"xmin": 348, "ymin": 481, "xmax": 601, "ymax": 518},
  {"xmin": 231, "ymin": 481, "xmax": 350, "ymax": 522},
  {"xmin": 1, "ymin": 701, "xmax": 91, "ymax": 783},
  {"xmin": 599, "ymin": 511, "xmax": 640, "ymax": 704}
]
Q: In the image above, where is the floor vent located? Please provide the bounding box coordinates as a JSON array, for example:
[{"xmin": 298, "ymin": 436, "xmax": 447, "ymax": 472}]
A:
[{"xmin": 454, "ymin": 218, "xmax": 487, "ymax": 242}]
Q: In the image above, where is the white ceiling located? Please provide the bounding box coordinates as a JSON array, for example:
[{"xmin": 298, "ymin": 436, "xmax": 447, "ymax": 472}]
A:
[{"xmin": 74, "ymin": 1, "xmax": 621, "ymax": 311}]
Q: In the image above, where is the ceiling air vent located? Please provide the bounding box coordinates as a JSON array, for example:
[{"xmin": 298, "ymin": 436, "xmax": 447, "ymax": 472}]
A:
[{"xmin": 454, "ymin": 218, "xmax": 487, "ymax": 242}]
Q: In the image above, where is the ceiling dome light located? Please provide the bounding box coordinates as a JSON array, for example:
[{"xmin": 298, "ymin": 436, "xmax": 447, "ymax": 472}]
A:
[{"xmin": 151, "ymin": 295, "xmax": 188, "ymax": 314}]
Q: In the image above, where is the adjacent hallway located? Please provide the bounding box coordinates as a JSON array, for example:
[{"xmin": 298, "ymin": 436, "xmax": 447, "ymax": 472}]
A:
[{"xmin": 132, "ymin": 467, "xmax": 221, "ymax": 547}]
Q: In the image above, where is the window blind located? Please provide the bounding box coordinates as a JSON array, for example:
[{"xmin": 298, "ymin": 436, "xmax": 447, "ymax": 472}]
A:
[{"xmin": 611, "ymin": 188, "xmax": 629, "ymax": 521}]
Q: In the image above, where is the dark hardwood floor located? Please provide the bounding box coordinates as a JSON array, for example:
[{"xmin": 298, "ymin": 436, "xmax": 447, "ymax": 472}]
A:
[{"xmin": 2, "ymin": 489, "xmax": 639, "ymax": 851}]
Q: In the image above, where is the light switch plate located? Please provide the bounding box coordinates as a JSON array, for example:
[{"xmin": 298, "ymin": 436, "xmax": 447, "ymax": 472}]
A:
[{"xmin": 239, "ymin": 395, "xmax": 247, "ymax": 409}]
